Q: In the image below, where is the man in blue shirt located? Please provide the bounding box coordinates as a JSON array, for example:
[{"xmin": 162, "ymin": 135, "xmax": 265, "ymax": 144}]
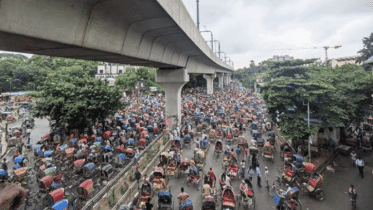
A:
[{"xmin": 256, "ymin": 165, "xmax": 262, "ymax": 188}]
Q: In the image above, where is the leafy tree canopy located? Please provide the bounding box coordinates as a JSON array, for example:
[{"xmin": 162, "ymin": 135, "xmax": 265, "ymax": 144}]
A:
[
  {"xmin": 115, "ymin": 67, "xmax": 164, "ymax": 93},
  {"xmin": 261, "ymin": 64, "xmax": 373, "ymax": 142},
  {"xmin": 357, "ymin": 32, "xmax": 373, "ymax": 70},
  {"xmin": 0, "ymin": 54, "xmax": 100, "ymax": 93},
  {"xmin": 31, "ymin": 66, "xmax": 122, "ymax": 130}
]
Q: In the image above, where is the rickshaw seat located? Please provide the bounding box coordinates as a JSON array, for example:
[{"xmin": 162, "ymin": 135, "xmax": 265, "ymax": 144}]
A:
[
  {"xmin": 264, "ymin": 151, "xmax": 271, "ymax": 156},
  {"xmin": 309, "ymin": 179, "xmax": 317, "ymax": 187},
  {"xmin": 285, "ymin": 170, "xmax": 293, "ymax": 177},
  {"xmin": 307, "ymin": 185, "xmax": 315, "ymax": 192}
]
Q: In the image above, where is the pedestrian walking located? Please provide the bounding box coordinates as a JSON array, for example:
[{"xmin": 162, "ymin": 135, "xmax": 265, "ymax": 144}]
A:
[
  {"xmin": 134, "ymin": 149, "xmax": 140, "ymax": 166},
  {"xmin": 251, "ymin": 154, "xmax": 257, "ymax": 169},
  {"xmin": 248, "ymin": 166, "xmax": 254, "ymax": 181},
  {"xmin": 256, "ymin": 165, "xmax": 262, "ymax": 188},
  {"xmin": 355, "ymin": 156, "xmax": 364, "ymax": 178},
  {"xmin": 350, "ymin": 151, "xmax": 357, "ymax": 167},
  {"xmin": 349, "ymin": 185, "xmax": 357, "ymax": 209},
  {"xmin": 236, "ymin": 146, "xmax": 241, "ymax": 160},
  {"xmin": 264, "ymin": 166, "xmax": 269, "ymax": 188},
  {"xmin": 135, "ymin": 167, "xmax": 142, "ymax": 189}
]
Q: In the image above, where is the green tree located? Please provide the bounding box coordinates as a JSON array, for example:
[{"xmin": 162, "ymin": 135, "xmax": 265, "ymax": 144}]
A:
[
  {"xmin": 115, "ymin": 67, "xmax": 164, "ymax": 93},
  {"xmin": 357, "ymin": 32, "xmax": 373, "ymax": 70},
  {"xmin": 115, "ymin": 72, "xmax": 140, "ymax": 91},
  {"xmin": 31, "ymin": 66, "xmax": 122, "ymax": 130},
  {"xmin": 183, "ymin": 74, "xmax": 206, "ymax": 89},
  {"xmin": 261, "ymin": 64, "xmax": 373, "ymax": 143}
]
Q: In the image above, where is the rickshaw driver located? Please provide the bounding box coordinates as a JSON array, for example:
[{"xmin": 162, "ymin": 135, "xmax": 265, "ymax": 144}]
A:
[
  {"xmin": 178, "ymin": 187, "xmax": 189, "ymax": 204},
  {"xmin": 224, "ymin": 173, "xmax": 232, "ymax": 189},
  {"xmin": 240, "ymin": 180, "xmax": 249, "ymax": 196},
  {"xmin": 200, "ymin": 137, "xmax": 209, "ymax": 148},
  {"xmin": 169, "ymin": 150, "xmax": 176, "ymax": 160},
  {"xmin": 208, "ymin": 168, "xmax": 216, "ymax": 184}
]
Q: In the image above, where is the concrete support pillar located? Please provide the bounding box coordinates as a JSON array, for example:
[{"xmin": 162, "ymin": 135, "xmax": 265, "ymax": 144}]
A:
[
  {"xmin": 156, "ymin": 68, "xmax": 189, "ymax": 127},
  {"xmin": 203, "ymin": 73, "xmax": 216, "ymax": 95},
  {"xmin": 217, "ymin": 73, "xmax": 224, "ymax": 89},
  {"xmin": 223, "ymin": 73, "xmax": 229, "ymax": 87}
]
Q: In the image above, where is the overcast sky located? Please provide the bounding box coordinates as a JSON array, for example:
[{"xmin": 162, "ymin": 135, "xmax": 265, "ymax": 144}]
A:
[
  {"xmin": 182, "ymin": 0, "xmax": 373, "ymax": 68},
  {"xmin": 1, "ymin": 0, "xmax": 372, "ymax": 69}
]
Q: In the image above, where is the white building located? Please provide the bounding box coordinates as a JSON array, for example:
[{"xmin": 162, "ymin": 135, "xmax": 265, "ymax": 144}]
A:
[
  {"xmin": 254, "ymin": 73, "xmax": 266, "ymax": 92},
  {"xmin": 95, "ymin": 64, "xmax": 139, "ymax": 86},
  {"xmin": 267, "ymin": 55, "xmax": 294, "ymax": 62},
  {"xmin": 327, "ymin": 55, "xmax": 359, "ymax": 68}
]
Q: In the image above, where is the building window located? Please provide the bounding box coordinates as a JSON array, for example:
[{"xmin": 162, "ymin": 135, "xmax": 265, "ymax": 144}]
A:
[
  {"xmin": 328, "ymin": 127, "xmax": 333, "ymax": 132},
  {"xmin": 119, "ymin": 70, "xmax": 122, "ymax": 74},
  {"xmin": 319, "ymin": 128, "xmax": 324, "ymax": 133},
  {"xmin": 100, "ymin": 70, "xmax": 103, "ymax": 74}
]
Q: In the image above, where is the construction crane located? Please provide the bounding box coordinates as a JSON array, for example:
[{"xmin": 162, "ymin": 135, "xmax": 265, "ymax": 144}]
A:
[{"xmin": 274, "ymin": 45, "xmax": 342, "ymax": 66}]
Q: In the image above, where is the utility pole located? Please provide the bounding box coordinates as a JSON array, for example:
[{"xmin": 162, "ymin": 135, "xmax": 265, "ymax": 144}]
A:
[
  {"xmin": 196, "ymin": 0, "xmax": 200, "ymax": 30},
  {"xmin": 304, "ymin": 101, "xmax": 312, "ymax": 162},
  {"xmin": 214, "ymin": 40, "xmax": 221, "ymax": 58},
  {"xmin": 201, "ymin": 30, "xmax": 213, "ymax": 51}
]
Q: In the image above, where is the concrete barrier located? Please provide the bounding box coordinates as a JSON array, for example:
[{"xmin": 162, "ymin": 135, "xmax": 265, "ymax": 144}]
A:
[
  {"xmin": 109, "ymin": 136, "xmax": 172, "ymax": 210},
  {"xmin": 82, "ymin": 132, "xmax": 170, "ymax": 210}
]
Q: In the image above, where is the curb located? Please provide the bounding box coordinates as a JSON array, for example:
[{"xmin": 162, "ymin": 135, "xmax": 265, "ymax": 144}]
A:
[
  {"xmin": 315, "ymin": 154, "xmax": 338, "ymax": 174},
  {"xmin": 0, "ymin": 148, "xmax": 11, "ymax": 160}
]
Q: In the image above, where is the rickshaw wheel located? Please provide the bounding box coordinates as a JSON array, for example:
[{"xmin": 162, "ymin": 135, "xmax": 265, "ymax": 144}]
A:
[
  {"xmin": 314, "ymin": 189, "xmax": 325, "ymax": 201},
  {"xmin": 43, "ymin": 196, "xmax": 49, "ymax": 206},
  {"xmin": 292, "ymin": 199, "xmax": 302, "ymax": 210}
]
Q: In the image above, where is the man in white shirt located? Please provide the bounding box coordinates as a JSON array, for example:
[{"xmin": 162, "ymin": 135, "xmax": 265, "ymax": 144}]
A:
[
  {"xmin": 225, "ymin": 173, "xmax": 231, "ymax": 188},
  {"xmin": 355, "ymin": 156, "xmax": 364, "ymax": 178}
]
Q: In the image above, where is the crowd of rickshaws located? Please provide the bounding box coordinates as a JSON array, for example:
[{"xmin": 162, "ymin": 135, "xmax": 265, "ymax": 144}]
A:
[
  {"xmin": 128, "ymin": 88, "xmax": 269, "ymax": 210},
  {"xmin": 0, "ymin": 95, "xmax": 171, "ymax": 210},
  {"xmin": 134, "ymin": 87, "xmax": 325, "ymax": 210}
]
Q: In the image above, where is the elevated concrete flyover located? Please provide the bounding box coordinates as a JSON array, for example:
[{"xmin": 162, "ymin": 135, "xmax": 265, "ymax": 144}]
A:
[{"xmin": 0, "ymin": 0, "xmax": 234, "ymax": 125}]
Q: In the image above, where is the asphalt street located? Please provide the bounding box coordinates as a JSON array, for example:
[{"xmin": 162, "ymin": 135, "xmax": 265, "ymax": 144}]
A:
[
  {"xmin": 155, "ymin": 128, "xmax": 373, "ymax": 210},
  {"xmin": 4, "ymin": 118, "xmax": 52, "ymax": 210},
  {"xmin": 4, "ymin": 118, "xmax": 373, "ymax": 210}
]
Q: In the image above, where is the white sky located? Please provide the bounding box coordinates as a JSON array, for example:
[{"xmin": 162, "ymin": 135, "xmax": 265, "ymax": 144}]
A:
[
  {"xmin": 182, "ymin": 0, "xmax": 373, "ymax": 68},
  {"xmin": 1, "ymin": 0, "xmax": 373, "ymax": 69}
]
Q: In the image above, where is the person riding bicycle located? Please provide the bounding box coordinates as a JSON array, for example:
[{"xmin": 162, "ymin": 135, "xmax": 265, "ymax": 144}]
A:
[{"xmin": 177, "ymin": 187, "xmax": 189, "ymax": 205}]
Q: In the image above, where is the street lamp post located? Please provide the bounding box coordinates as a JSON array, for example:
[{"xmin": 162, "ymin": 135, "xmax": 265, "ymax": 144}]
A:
[
  {"xmin": 200, "ymin": 30, "xmax": 213, "ymax": 51},
  {"xmin": 196, "ymin": 0, "xmax": 200, "ymax": 30},
  {"xmin": 221, "ymin": 52, "xmax": 227, "ymax": 62}
]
